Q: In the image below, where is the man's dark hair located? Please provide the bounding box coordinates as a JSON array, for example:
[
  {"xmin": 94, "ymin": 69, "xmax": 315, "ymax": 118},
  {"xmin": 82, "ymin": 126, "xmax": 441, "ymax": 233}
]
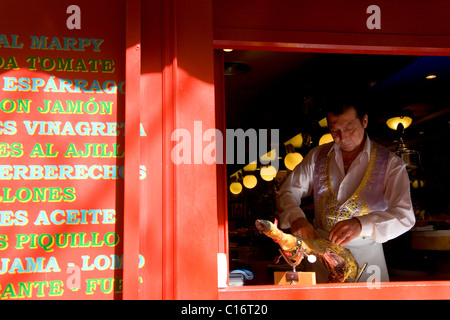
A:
[{"xmin": 324, "ymin": 96, "xmax": 368, "ymax": 122}]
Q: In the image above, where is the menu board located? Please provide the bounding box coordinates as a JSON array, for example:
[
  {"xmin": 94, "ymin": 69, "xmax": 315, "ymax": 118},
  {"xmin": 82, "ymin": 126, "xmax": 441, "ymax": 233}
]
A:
[{"xmin": 0, "ymin": 1, "xmax": 134, "ymax": 299}]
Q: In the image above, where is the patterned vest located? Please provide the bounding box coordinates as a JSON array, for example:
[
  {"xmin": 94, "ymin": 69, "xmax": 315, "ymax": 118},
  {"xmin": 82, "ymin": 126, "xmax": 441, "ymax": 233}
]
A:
[{"xmin": 314, "ymin": 142, "xmax": 390, "ymax": 231}]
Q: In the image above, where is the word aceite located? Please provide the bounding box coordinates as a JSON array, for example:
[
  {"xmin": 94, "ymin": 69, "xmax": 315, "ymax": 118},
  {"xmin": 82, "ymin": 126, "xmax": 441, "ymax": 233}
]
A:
[{"xmin": 0, "ymin": 208, "xmax": 116, "ymax": 227}]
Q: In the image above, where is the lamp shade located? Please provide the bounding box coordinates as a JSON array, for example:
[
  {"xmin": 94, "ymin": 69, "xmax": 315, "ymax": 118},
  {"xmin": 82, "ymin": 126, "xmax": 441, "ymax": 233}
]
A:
[
  {"xmin": 386, "ymin": 116, "xmax": 412, "ymax": 130},
  {"xmin": 285, "ymin": 133, "xmax": 303, "ymax": 148},
  {"xmin": 412, "ymin": 179, "xmax": 425, "ymax": 189},
  {"xmin": 243, "ymin": 174, "xmax": 258, "ymax": 189},
  {"xmin": 260, "ymin": 165, "xmax": 277, "ymax": 181},
  {"xmin": 260, "ymin": 149, "xmax": 277, "ymax": 163},
  {"xmin": 284, "ymin": 152, "xmax": 303, "ymax": 170},
  {"xmin": 318, "ymin": 117, "xmax": 328, "ymax": 128},
  {"xmin": 319, "ymin": 133, "xmax": 334, "ymax": 145},
  {"xmin": 243, "ymin": 161, "xmax": 257, "ymax": 172},
  {"xmin": 229, "ymin": 181, "xmax": 243, "ymax": 194}
]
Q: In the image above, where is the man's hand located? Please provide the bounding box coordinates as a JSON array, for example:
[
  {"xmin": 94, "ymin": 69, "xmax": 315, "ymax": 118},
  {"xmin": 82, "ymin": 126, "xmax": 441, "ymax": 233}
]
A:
[
  {"xmin": 328, "ymin": 218, "xmax": 362, "ymax": 246},
  {"xmin": 290, "ymin": 218, "xmax": 320, "ymax": 239}
]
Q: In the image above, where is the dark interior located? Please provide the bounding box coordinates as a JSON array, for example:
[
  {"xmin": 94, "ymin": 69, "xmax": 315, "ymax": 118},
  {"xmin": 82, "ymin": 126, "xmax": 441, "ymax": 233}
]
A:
[{"xmin": 224, "ymin": 50, "xmax": 450, "ymax": 284}]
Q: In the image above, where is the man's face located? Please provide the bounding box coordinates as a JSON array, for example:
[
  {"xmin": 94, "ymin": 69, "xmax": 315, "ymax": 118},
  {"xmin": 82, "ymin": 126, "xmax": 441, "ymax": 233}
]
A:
[{"xmin": 328, "ymin": 107, "xmax": 368, "ymax": 153}]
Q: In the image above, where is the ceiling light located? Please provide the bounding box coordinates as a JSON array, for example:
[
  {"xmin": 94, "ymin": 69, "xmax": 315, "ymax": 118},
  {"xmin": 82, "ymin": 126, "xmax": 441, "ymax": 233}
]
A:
[
  {"xmin": 386, "ymin": 116, "xmax": 412, "ymax": 131},
  {"xmin": 284, "ymin": 144, "xmax": 303, "ymax": 170},
  {"xmin": 260, "ymin": 165, "xmax": 277, "ymax": 181},
  {"xmin": 426, "ymin": 74, "xmax": 437, "ymax": 79},
  {"xmin": 386, "ymin": 111, "xmax": 420, "ymax": 171},
  {"xmin": 319, "ymin": 133, "xmax": 334, "ymax": 145},
  {"xmin": 243, "ymin": 174, "xmax": 257, "ymax": 189},
  {"xmin": 223, "ymin": 49, "xmax": 233, "ymax": 52},
  {"xmin": 260, "ymin": 149, "xmax": 277, "ymax": 162},
  {"xmin": 229, "ymin": 181, "xmax": 243, "ymax": 194},
  {"xmin": 284, "ymin": 152, "xmax": 303, "ymax": 171},
  {"xmin": 412, "ymin": 179, "xmax": 425, "ymax": 189},
  {"xmin": 229, "ymin": 170, "xmax": 243, "ymax": 194},
  {"xmin": 285, "ymin": 133, "xmax": 303, "ymax": 148},
  {"xmin": 318, "ymin": 117, "xmax": 328, "ymax": 128},
  {"xmin": 243, "ymin": 161, "xmax": 257, "ymax": 172}
]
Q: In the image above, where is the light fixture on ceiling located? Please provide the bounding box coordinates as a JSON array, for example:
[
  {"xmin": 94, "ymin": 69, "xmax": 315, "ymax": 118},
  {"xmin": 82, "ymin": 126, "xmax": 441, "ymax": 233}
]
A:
[
  {"xmin": 319, "ymin": 133, "xmax": 334, "ymax": 146},
  {"xmin": 229, "ymin": 171, "xmax": 243, "ymax": 195},
  {"xmin": 260, "ymin": 164, "xmax": 277, "ymax": 181},
  {"xmin": 223, "ymin": 49, "xmax": 233, "ymax": 52},
  {"xmin": 426, "ymin": 74, "xmax": 437, "ymax": 79},
  {"xmin": 318, "ymin": 117, "xmax": 328, "ymax": 128},
  {"xmin": 412, "ymin": 179, "xmax": 425, "ymax": 189},
  {"xmin": 284, "ymin": 143, "xmax": 303, "ymax": 171},
  {"xmin": 229, "ymin": 181, "xmax": 242, "ymax": 195},
  {"xmin": 243, "ymin": 174, "xmax": 258, "ymax": 189},
  {"xmin": 386, "ymin": 115, "xmax": 413, "ymax": 131},
  {"xmin": 242, "ymin": 161, "xmax": 258, "ymax": 189},
  {"xmin": 243, "ymin": 161, "xmax": 257, "ymax": 172},
  {"xmin": 285, "ymin": 133, "xmax": 304, "ymax": 148},
  {"xmin": 386, "ymin": 111, "xmax": 420, "ymax": 171},
  {"xmin": 260, "ymin": 149, "xmax": 277, "ymax": 163}
]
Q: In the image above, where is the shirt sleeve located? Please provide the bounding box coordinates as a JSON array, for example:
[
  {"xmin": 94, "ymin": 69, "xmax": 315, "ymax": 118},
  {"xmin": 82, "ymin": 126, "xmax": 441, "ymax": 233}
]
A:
[
  {"xmin": 356, "ymin": 153, "xmax": 416, "ymax": 243},
  {"xmin": 276, "ymin": 148, "xmax": 316, "ymax": 229}
]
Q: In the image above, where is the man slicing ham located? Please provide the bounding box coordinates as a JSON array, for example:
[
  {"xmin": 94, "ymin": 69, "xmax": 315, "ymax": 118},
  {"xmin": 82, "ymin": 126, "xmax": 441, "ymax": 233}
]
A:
[{"xmin": 276, "ymin": 99, "xmax": 415, "ymax": 283}]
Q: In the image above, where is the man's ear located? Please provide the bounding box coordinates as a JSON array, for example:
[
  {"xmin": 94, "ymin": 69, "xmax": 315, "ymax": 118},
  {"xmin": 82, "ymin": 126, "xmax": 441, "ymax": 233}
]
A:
[{"xmin": 362, "ymin": 114, "xmax": 368, "ymax": 129}]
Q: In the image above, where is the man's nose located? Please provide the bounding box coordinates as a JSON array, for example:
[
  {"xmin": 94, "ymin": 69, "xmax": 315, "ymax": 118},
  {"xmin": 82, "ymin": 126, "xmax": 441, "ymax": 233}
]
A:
[{"xmin": 333, "ymin": 131, "xmax": 342, "ymax": 142}]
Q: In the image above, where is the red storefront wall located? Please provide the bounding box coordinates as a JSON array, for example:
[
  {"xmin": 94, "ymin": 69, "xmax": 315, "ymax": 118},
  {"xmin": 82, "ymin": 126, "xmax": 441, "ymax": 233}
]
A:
[
  {"xmin": 138, "ymin": 0, "xmax": 219, "ymax": 300},
  {"xmin": 1, "ymin": 0, "xmax": 450, "ymax": 300}
]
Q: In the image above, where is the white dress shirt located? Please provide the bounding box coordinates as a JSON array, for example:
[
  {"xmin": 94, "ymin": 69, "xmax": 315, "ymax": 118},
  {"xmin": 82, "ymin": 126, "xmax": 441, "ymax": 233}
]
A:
[{"xmin": 277, "ymin": 136, "xmax": 415, "ymax": 244}]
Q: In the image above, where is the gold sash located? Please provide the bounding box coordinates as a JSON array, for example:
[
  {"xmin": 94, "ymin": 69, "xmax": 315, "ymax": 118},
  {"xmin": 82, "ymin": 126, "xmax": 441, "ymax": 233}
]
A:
[{"xmin": 316, "ymin": 144, "xmax": 384, "ymax": 231}]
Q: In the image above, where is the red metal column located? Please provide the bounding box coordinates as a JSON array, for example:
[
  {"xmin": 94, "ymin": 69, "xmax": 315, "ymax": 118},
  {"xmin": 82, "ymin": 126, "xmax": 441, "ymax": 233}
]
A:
[
  {"xmin": 139, "ymin": 0, "xmax": 165, "ymax": 300},
  {"xmin": 138, "ymin": 0, "xmax": 219, "ymax": 299},
  {"xmin": 161, "ymin": 0, "xmax": 176, "ymax": 299},
  {"xmin": 214, "ymin": 50, "xmax": 229, "ymax": 258},
  {"xmin": 162, "ymin": 0, "xmax": 219, "ymax": 299},
  {"xmin": 123, "ymin": 0, "xmax": 141, "ymax": 300}
]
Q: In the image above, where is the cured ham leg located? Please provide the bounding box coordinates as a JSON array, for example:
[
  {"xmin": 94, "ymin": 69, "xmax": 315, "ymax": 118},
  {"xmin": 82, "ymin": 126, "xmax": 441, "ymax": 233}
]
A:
[{"xmin": 255, "ymin": 219, "xmax": 359, "ymax": 283}]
